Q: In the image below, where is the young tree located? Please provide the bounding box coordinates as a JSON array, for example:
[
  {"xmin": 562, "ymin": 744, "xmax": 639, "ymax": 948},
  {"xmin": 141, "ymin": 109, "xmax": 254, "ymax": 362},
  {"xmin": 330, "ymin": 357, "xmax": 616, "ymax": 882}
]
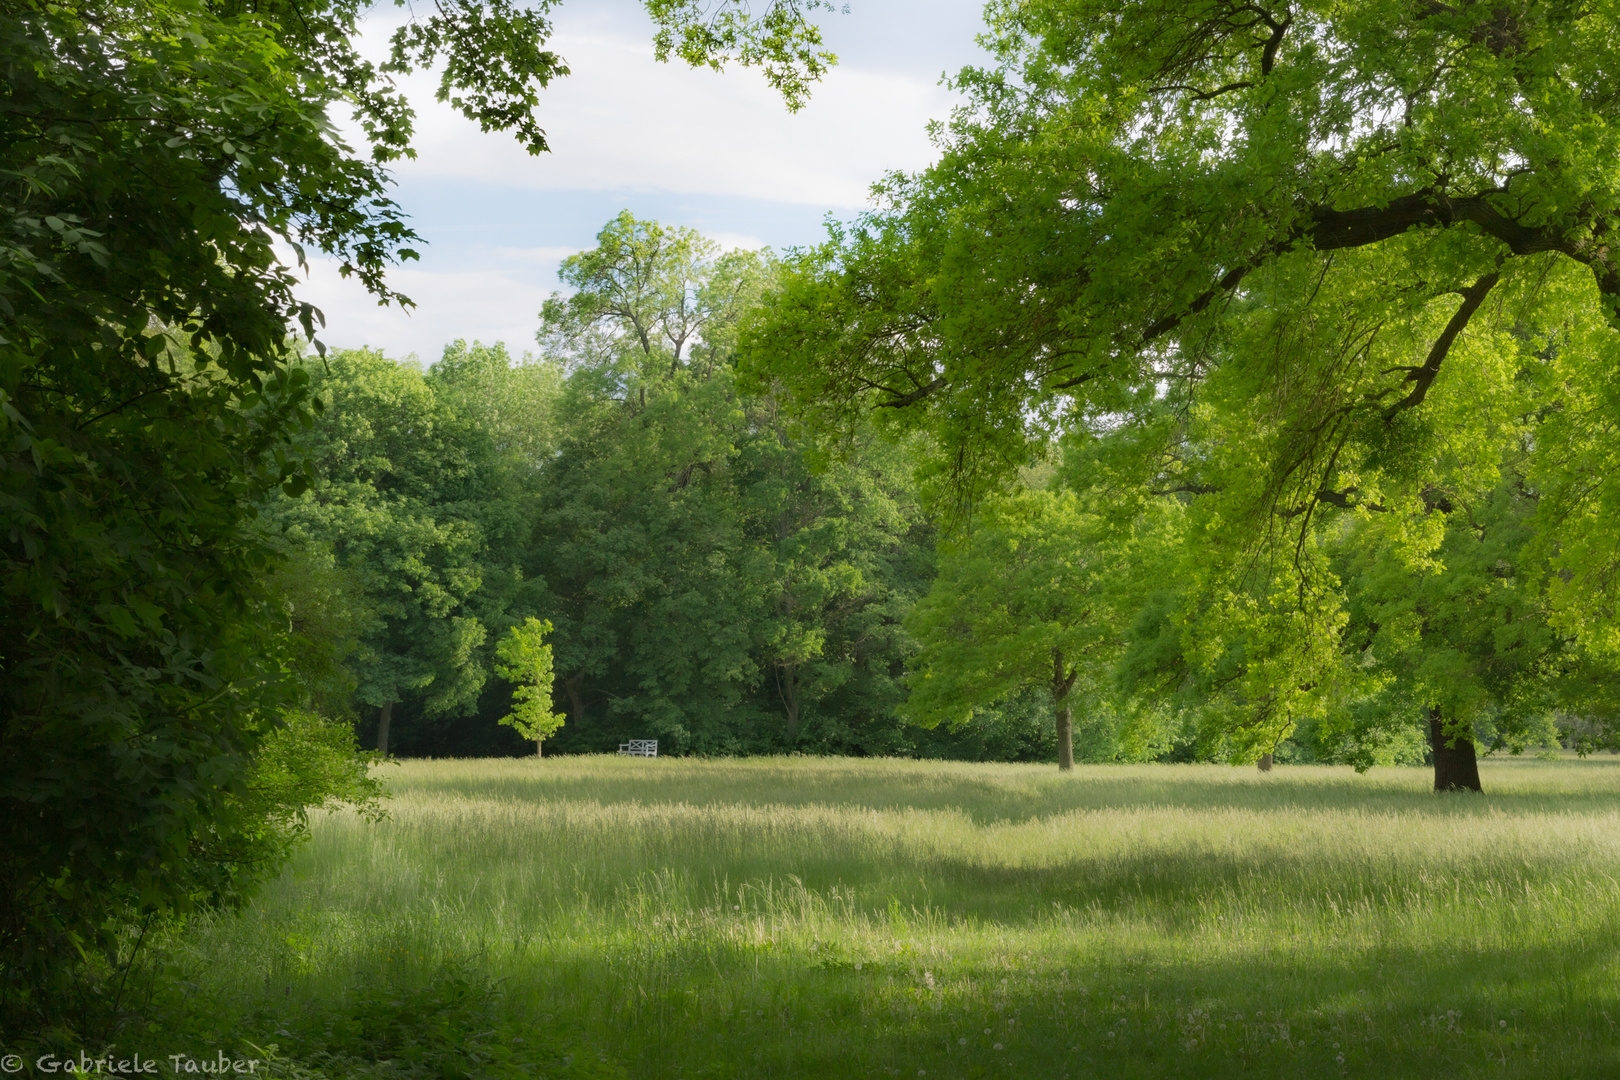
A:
[
  {"xmin": 493, "ymin": 618, "xmax": 567, "ymax": 756},
  {"xmin": 903, "ymin": 490, "xmax": 1127, "ymax": 771}
]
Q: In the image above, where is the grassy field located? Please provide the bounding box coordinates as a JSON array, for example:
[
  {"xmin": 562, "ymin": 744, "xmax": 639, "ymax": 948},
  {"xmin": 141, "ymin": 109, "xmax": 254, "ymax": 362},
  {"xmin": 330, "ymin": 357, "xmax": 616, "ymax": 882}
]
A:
[{"xmin": 173, "ymin": 756, "xmax": 1620, "ymax": 1078}]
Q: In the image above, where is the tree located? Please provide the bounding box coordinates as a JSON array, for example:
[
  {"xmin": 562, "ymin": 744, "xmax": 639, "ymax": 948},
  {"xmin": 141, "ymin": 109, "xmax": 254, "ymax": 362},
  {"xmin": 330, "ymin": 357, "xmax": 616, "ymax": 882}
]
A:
[
  {"xmin": 263, "ymin": 351, "xmax": 495, "ymax": 754},
  {"xmin": 902, "ymin": 489, "xmax": 1129, "ymax": 771},
  {"xmin": 747, "ymin": 0, "xmax": 1620, "ymax": 635},
  {"xmin": 745, "ymin": 0, "xmax": 1620, "ymax": 783},
  {"xmin": 531, "ymin": 214, "xmax": 931, "ymax": 755},
  {"xmin": 493, "ymin": 617, "xmax": 566, "ymax": 755},
  {"xmin": 1330, "ymin": 464, "xmax": 1583, "ymax": 790}
]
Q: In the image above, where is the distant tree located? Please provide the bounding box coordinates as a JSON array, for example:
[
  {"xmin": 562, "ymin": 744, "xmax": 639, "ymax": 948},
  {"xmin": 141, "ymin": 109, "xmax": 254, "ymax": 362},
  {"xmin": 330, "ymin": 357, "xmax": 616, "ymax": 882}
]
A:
[
  {"xmin": 1332, "ymin": 473, "xmax": 1565, "ymax": 791},
  {"xmin": 493, "ymin": 618, "xmax": 567, "ymax": 756},
  {"xmin": 265, "ymin": 350, "xmax": 499, "ymax": 753},
  {"xmin": 533, "ymin": 214, "xmax": 930, "ymax": 754}
]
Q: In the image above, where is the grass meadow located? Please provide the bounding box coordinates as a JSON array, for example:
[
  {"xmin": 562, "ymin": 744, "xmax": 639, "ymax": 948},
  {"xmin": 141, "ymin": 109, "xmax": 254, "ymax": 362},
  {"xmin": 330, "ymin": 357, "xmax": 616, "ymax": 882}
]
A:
[{"xmin": 172, "ymin": 756, "xmax": 1620, "ymax": 1079}]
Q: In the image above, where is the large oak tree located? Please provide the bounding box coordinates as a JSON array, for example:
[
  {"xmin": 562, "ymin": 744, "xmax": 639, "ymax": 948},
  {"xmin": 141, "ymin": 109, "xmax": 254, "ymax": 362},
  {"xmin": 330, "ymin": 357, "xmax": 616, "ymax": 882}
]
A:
[{"xmin": 746, "ymin": 0, "xmax": 1620, "ymax": 787}]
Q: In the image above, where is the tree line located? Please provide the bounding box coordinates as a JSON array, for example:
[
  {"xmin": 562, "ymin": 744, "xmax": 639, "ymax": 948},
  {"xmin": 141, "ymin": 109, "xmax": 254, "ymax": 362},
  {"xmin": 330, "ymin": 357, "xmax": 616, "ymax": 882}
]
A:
[
  {"xmin": 272, "ymin": 212, "xmax": 1065, "ymax": 762},
  {"xmin": 279, "ymin": 207, "xmax": 1620, "ymax": 791}
]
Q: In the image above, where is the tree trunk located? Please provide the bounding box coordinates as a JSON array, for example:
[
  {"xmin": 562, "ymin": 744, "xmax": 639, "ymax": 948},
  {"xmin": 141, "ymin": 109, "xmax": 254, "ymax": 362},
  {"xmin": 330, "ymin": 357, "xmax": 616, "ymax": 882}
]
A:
[
  {"xmin": 1055, "ymin": 702, "xmax": 1074, "ymax": 772},
  {"xmin": 1052, "ymin": 646, "xmax": 1076, "ymax": 772},
  {"xmin": 1257, "ymin": 753, "xmax": 1274, "ymax": 772},
  {"xmin": 1429, "ymin": 706, "xmax": 1482, "ymax": 792},
  {"xmin": 536, "ymin": 737, "xmax": 543, "ymax": 759},
  {"xmin": 777, "ymin": 664, "xmax": 801, "ymax": 743},
  {"xmin": 376, "ymin": 700, "xmax": 393, "ymax": 757},
  {"xmin": 563, "ymin": 674, "xmax": 586, "ymax": 726}
]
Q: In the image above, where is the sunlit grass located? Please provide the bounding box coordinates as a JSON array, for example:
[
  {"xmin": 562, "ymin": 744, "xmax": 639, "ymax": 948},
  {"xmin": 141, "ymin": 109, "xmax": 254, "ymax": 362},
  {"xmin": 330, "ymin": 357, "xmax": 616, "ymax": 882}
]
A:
[{"xmin": 182, "ymin": 755, "xmax": 1620, "ymax": 1078}]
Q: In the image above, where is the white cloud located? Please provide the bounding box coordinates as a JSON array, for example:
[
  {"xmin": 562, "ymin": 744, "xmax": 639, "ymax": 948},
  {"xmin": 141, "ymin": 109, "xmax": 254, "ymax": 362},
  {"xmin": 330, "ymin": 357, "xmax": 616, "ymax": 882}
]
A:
[
  {"xmin": 299, "ymin": 255, "xmax": 551, "ymax": 360},
  {"xmin": 377, "ymin": 29, "xmax": 951, "ymax": 209},
  {"xmin": 707, "ymin": 231, "xmax": 770, "ymax": 252},
  {"xmin": 294, "ymin": 1, "xmax": 987, "ymax": 358}
]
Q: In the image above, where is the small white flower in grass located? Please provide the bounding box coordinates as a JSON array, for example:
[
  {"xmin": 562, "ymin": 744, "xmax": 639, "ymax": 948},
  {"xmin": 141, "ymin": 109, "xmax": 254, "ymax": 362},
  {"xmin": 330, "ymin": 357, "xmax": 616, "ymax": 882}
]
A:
[
  {"xmin": 1106, "ymin": 1032, "xmax": 1115, "ymax": 1039},
  {"xmin": 984, "ymin": 1028, "xmax": 992, "ymax": 1035},
  {"xmin": 1337, "ymin": 1055, "xmax": 1345, "ymax": 1064},
  {"xmin": 993, "ymin": 1043, "xmax": 1004, "ymax": 1051},
  {"xmin": 958, "ymin": 1038, "xmax": 967, "ymax": 1045},
  {"xmin": 1499, "ymin": 1020, "xmax": 1508, "ymax": 1028},
  {"xmin": 855, "ymin": 962, "xmax": 862, "ymax": 971},
  {"xmin": 917, "ymin": 1071, "xmax": 926, "ymax": 1077}
]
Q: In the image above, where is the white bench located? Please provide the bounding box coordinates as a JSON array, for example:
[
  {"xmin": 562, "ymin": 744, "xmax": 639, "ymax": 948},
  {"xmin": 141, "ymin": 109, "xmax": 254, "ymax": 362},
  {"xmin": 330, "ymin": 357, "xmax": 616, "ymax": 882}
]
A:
[{"xmin": 618, "ymin": 739, "xmax": 658, "ymax": 758}]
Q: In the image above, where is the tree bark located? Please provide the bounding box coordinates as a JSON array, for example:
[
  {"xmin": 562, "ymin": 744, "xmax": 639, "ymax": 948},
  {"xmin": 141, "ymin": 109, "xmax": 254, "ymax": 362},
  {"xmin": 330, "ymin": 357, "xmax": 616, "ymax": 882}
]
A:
[
  {"xmin": 376, "ymin": 700, "xmax": 393, "ymax": 757},
  {"xmin": 1429, "ymin": 706, "xmax": 1482, "ymax": 792},
  {"xmin": 1055, "ymin": 702, "xmax": 1074, "ymax": 772},
  {"xmin": 536, "ymin": 737, "xmax": 543, "ymax": 759},
  {"xmin": 1257, "ymin": 753, "xmax": 1274, "ymax": 772}
]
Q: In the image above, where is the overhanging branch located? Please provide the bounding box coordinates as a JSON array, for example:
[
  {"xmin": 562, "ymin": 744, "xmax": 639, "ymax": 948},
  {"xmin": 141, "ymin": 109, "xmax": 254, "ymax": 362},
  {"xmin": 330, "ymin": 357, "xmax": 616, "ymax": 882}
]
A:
[{"xmin": 1381, "ymin": 269, "xmax": 1500, "ymax": 422}]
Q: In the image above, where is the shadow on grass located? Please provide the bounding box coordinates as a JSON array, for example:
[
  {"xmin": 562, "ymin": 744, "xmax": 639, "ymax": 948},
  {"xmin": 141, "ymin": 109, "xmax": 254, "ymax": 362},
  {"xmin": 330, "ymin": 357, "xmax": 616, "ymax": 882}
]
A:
[
  {"xmin": 527, "ymin": 926, "xmax": 1620, "ymax": 1080},
  {"xmin": 396, "ymin": 760, "xmax": 1620, "ymax": 828}
]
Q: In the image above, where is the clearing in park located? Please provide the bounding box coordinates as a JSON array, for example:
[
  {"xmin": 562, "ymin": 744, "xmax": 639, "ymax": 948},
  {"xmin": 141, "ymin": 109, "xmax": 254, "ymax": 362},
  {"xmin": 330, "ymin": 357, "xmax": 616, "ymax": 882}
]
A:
[{"xmin": 170, "ymin": 754, "xmax": 1620, "ymax": 1079}]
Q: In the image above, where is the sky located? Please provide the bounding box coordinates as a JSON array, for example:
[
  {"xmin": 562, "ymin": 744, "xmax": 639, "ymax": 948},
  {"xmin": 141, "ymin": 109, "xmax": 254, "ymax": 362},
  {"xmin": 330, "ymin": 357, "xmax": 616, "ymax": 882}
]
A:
[{"xmin": 302, "ymin": 0, "xmax": 994, "ymax": 361}]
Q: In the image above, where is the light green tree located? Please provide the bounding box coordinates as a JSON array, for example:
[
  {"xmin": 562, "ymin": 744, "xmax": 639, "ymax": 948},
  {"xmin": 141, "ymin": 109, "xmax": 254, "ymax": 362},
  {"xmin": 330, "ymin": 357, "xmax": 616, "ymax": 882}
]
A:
[
  {"xmin": 494, "ymin": 618, "xmax": 567, "ymax": 756},
  {"xmin": 747, "ymin": 0, "xmax": 1620, "ymax": 786},
  {"xmin": 902, "ymin": 489, "xmax": 1135, "ymax": 771}
]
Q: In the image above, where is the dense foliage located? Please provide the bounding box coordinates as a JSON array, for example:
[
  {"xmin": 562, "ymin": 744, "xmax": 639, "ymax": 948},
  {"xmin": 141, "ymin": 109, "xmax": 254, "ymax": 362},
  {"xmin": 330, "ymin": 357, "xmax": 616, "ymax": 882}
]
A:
[
  {"xmin": 744, "ymin": 0, "xmax": 1620, "ymax": 790},
  {"xmin": 1, "ymin": 0, "xmax": 842, "ymax": 1030},
  {"xmin": 0, "ymin": 0, "xmax": 378, "ymax": 1024},
  {"xmin": 275, "ymin": 217, "xmax": 948, "ymax": 758}
]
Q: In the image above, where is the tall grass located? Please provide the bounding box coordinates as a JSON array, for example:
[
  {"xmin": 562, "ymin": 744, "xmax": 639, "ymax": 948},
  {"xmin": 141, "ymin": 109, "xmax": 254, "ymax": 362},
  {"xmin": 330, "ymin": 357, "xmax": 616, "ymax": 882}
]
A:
[{"xmin": 178, "ymin": 756, "xmax": 1620, "ymax": 1078}]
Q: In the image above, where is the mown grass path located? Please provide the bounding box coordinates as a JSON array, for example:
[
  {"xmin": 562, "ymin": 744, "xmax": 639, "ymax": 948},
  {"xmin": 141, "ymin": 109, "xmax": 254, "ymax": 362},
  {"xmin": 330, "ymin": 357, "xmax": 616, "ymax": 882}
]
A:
[{"xmin": 188, "ymin": 756, "xmax": 1620, "ymax": 1078}]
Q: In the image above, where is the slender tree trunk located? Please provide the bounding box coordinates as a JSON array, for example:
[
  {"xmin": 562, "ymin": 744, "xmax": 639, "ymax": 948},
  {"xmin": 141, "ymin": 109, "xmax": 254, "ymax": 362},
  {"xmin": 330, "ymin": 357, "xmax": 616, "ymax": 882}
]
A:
[
  {"xmin": 1052, "ymin": 646, "xmax": 1075, "ymax": 772},
  {"xmin": 376, "ymin": 700, "xmax": 393, "ymax": 757},
  {"xmin": 778, "ymin": 665, "xmax": 801, "ymax": 743},
  {"xmin": 1429, "ymin": 706, "xmax": 1482, "ymax": 792},
  {"xmin": 1257, "ymin": 753, "xmax": 1274, "ymax": 772},
  {"xmin": 536, "ymin": 737, "xmax": 543, "ymax": 759},
  {"xmin": 564, "ymin": 674, "xmax": 586, "ymax": 726}
]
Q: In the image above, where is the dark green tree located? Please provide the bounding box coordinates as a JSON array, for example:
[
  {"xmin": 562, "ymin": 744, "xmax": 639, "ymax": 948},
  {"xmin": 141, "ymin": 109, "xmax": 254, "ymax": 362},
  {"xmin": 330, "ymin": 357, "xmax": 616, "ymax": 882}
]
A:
[
  {"xmin": 0, "ymin": 0, "xmax": 839, "ymax": 1024},
  {"xmin": 533, "ymin": 214, "xmax": 930, "ymax": 753}
]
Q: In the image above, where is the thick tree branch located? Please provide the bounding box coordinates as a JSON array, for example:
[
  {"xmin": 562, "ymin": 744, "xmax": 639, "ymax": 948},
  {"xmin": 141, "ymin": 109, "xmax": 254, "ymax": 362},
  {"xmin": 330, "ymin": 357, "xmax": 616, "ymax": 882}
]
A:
[
  {"xmin": 1306, "ymin": 191, "xmax": 1562, "ymax": 256},
  {"xmin": 1258, "ymin": 9, "xmax": 1291, "ymax": 76},
  {"xmin": 1277, "ymin": 486, "xmax": 1389, "ymax": 517},
  {"xmin": 1381, "ymin": 269, "xmax": 1500, "ymax": 422},
  {"xmin": 873, "ymin": 375, "xmax": 946, "ymax": 408},
  {"xmin": 1142, "ymin": 187, "xmax": 1592, "ymax": 346}
]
